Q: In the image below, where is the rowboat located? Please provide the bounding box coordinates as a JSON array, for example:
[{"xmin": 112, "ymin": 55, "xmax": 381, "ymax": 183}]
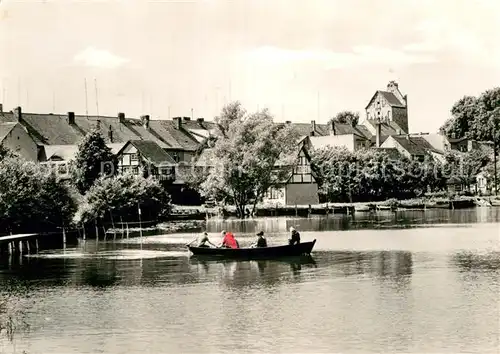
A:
[{"xmin": 187, "ymin": 239, "xmax": 317, "ymax": 260}]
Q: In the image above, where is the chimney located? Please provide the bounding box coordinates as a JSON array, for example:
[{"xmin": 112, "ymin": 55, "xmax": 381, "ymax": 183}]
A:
[
  {"xmin": 96, "ymin": 119, "xmax": 101, "ymax": 130},
  {"xmin": 13, "ymin": 106, "xmax": 22, "ymax": 122},
  {"xmin": 330, "ymin": 120, "xmax": 336, "ymax": 136},
  {"xmin": 285, "ymin": 120, "xmax": 291, "ymax": 124},
  {"xmin": 140, "ymin": 115, "xmax": 150, "ymax": 129},
  {"xmin": 68, "ymin": 112, "xmax": 75, "ymax": 125},
  {"xmin": 387, "ymin": 80, "xmax": 398, "ymax": 90},
  {"xmin": 108, "ymin": 125, "xmax": 113, "ymax": 143},
  {"xmin": 173, "ymin": 117, "xmax": 182, "ymax": 129},
  {"xmin": 0, "ymin": 103, "xmax": 3, "ymax": 113},
  {"xmin": 183, "ymin": 116, "xmax": 191, "ymax": 121},
  {"xmin": 311, "ymin": 120, "xmax": 316, "ymax": 135},
  {"xmin": 197, "ymin": 117, "xmax": 204, "ymax": 123},
  {"xmin": 375, "ymin": 118, "xmax": 382, "ymax": 147},
  {"xmin": 118, "ymin": 112, "xmax": 125, "ymax": 124},
  {"xmin": 406, "ymin": 134, "xmax": 410, "ymax": 141}
]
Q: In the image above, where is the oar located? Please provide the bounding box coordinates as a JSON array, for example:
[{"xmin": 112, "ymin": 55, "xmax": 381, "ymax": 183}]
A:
[{"xmin": 186, "ymin": 238, "xmax": 197, "ymax": 247}]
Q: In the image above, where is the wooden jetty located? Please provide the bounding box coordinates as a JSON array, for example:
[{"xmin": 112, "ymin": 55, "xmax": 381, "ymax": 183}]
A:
[{"xmin": 0, "ymin": 233, "xmax": 40, "ymax": 255}]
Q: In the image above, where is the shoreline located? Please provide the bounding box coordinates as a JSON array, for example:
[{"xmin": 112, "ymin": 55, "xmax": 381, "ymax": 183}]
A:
[{"xmin": 172, "ymin": 196, "xmax": 499, "ymax": 218}]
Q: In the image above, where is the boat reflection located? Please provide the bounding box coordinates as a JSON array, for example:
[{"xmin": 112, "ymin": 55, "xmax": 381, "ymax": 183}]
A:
[{"xmin": 189, "ymin": 255, "xmax": 318, "ymax": 287}]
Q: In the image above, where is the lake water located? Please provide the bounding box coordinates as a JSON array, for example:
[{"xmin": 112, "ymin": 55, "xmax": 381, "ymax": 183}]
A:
[{"xmin": 1, "ymin": 209, "xmax": 499, "ymax": 353}]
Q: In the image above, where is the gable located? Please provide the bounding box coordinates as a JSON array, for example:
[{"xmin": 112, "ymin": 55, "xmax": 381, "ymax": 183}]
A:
[
  {"xmin": 365, "ymin": 90, "xmax": 405, "ymax": 109},
  {"xmin": 0, "ymin": 122, "xmax": 17, "ymax": 143}
]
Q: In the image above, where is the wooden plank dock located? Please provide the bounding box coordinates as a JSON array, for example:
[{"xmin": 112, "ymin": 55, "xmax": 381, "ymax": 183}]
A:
[{"xmin": 0, "ymin": 233, "xmax": 40, "ymax": 255}]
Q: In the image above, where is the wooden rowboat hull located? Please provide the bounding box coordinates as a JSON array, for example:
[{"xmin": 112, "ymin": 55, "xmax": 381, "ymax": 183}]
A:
[{"xmin": 187, "ymin": 239, "xmax": 317, "ymax": 260}]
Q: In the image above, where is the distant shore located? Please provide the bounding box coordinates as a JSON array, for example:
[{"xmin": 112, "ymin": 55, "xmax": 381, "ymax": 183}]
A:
[{"xmin": 170, "ymin": 195, "xmax": 500, "ymax": 219}]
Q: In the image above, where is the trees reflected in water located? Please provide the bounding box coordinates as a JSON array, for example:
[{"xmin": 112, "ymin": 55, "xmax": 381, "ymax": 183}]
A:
[{"xmin": 451, "ymin": 251, "xmax": 500, "ymax": 272}]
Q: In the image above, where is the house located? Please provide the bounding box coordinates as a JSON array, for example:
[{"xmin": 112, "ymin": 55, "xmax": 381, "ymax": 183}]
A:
[
  {"xmin": 364, "ymin": 80, "xmax": 409, "ymax": 134},
  {"xmin": 195, "ymin": 136, "xmax": 319, "ymax": 206},
  {"xmin": 475, "ymin": 172, "xmax": 488, "ymax": 195},
  {"xmin": 116, "ymin": 140, "xmax": 176, "ymax": 181},
  {"xmin": 379, "ymin": 134, "xmax": 444, "ymax": 161},
  {"xmin": 0, "ymin": 121, "xmax": 39, "ymax": 162},
  {"xmin": 310, "ymin": 120, "xmax": 371, "ymax": 152},
  {"xmin": 263, "ymin": 136, "xmax": 319, "ymax": 206}
]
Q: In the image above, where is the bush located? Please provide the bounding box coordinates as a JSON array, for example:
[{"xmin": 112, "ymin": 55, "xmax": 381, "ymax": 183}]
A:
[
  {"xmin": 0, "ymin": 157, "xmax": 77, "ymax": 234},
  {"xmin": 77, "ymin": 173, "xmax": 172, "ymax": 225}
]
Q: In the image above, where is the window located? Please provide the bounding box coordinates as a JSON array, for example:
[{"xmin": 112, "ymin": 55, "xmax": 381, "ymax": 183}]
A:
[
  {"xmin": 133, "ymin": 167, "xmax": 139, "ymax": 175},
  {"xmin": 130, "ymin": 153, "xmax": 139, "ymax": 162},
  {"xmin": 267, "ymin": 187, "xmax": 283, "ymax": 200},
  {"xmin": 58, "ymin": 163, "xmax": 68, "ymax": 175}
]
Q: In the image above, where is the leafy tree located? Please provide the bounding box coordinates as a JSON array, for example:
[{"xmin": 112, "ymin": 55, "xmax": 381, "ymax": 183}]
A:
[
  {"xmin": 0, "ymin": 145, "xmax": 16, "ymax": 161},
  {"xmin": 77, "ymin": 173, "xmax": 172, "ymax": 225},
  {"xmin": 0, "ymin": 157, "xmax": 76, "ymax": 234},
  {"xmin": 440, "ymin": 88, "xmax": 500, "ymax": 194},
  {"xmin": 440, "ymin": 96, "xmax": 479, "ymax": 139},
  {"xmin": 310, "ymin": 146, "xmax": 446, "ymax": 202},
  {"xmin": 443, "ymin": 148, "xmax": 491, "ymax": 191},
  {"xmin": 329, "ymin": 111, "xmax": 360, "ymax": 127},
  {"xmin": 195, "ymin": 101, "xmax": 299, "ymax": 218},
  {"xmin": 72, "ymin": 129, "xmax": 117, "ymax": 194}
]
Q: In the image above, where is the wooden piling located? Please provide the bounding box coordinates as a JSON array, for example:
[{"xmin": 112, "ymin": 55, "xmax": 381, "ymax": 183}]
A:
[
  {"xmin": 18, "ymin": 240, "xmax": 23, "ymax": 254},
  {"xmin": 62, "ymin": 227, "xmax": 67, "ymax": 245},
  {"xmin": 102, "ymin": 226, "xmax": 107, "ymax": 240},
  {"xmin": 120, "ymin": 216, "xmax": 124, "ymax": 238},
  {"xmin": 26, "ymin": 240, "xmax": 30, "ymax": 254},
  {"xmin": 126, "ymin": 223, "xmax": 129, "ymax": 238},
  {"xmin": 95, "ymin": 220, "xmax": 99, "ymax": 239},
  {"xmin": 35, "ymin": 238, "xmax": 39, "ymax": 253},
  {"xmin": 8, "ymin": 242, "xmax": 12, "ymax": 254},
  {"xmin": 82, "ymin": 224, "xmax": 86, "ymax": 240}
]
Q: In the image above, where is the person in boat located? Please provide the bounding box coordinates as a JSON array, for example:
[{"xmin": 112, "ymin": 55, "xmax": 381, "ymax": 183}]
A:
[
  {"xmin": 288, "ymin": 226, "xmax": 300, "ymax": 246},
  {"xmin": 251, "ymin": 231, "xmax": 267, "ymax": 248},
  {"xmin": 197, "ymin": 232, "xmax": 216, "ymax": 248},
  {"xmin": 219, "ymin": 230, "xmax": 240, "ymax": 249}
]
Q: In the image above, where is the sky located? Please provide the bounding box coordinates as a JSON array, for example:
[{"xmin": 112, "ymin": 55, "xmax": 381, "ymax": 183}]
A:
[{"xmin": 1, "ymin": 0, "xmax": 499, "ymax": 133}]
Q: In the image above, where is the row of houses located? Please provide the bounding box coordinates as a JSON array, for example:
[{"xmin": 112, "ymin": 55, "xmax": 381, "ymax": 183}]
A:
[{"xmin": 0, "ymin": 81, "xmax": 492, "ymax": 205}]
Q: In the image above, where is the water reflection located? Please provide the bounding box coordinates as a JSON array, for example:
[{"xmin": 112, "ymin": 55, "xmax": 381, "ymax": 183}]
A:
[
  {"xmin": 205, "ymin": 207, "xmax": 500, "ymax": 234},
  {"xmin": 451, "ymin": 251, "xmax": 500, "ymax": 272}
]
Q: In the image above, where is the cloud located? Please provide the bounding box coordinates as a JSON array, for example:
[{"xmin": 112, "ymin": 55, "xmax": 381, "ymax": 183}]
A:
[
  {"xmin": 244, "ymin": 44, "xmax": 436, "ymax": 70},
  {"xmin": 74, "ymin": 47, "xmax": 129, "ymax": 69}
]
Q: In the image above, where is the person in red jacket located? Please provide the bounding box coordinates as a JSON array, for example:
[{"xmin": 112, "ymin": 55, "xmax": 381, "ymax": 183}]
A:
[{"xmin": 219, "ymin": 230, "xmax": 239, "ymax": 249}]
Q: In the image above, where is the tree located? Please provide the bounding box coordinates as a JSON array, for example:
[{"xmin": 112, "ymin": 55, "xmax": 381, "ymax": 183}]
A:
[
  {"xmin": 440, "ymin": 96, "xmax": 479, "ymax": 139},
  {"xmin": 329, "ymin": 111, "xmax": 360, "ymax": 127},
  {"xmin": 195, "ymin": 101, "xmax": 299, "ymax": 218},
  {"xmin": 72, "ymin": 129, "xmax": 117, "ymax": 194},
  {"xmin": 473, "ymin": 88, "xmax": 500, "ymax": 194},
  {"xmin": 440, "ymin": 88, "xmax": 500, "ymax": 194},
  {"xmin": 310, "ymin": 146, "xmax": 446, "ymax": 202},
  {"xmin": 76, "ymin": 173, "xmax": 172, "ymax": 225},
  {"xmin": 0, "ymin": 145, "xmax": 16, "ymax": 161},
  {"xmin": 443, "ymin": 148, "xmax": 491, "ymax": 191},
  {"xmin": 0, "ymin": 157, "xmax": 76, "ymax": 234}
]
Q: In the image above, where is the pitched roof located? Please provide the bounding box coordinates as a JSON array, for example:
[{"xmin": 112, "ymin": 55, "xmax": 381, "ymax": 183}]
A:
[
  {"xmin": 366, "ymin": 119, "xmax": 404, "ymax": 136},
  {"xmin": 355, "ymin": 124, "xmax": 373, "ymax": 140},
  {"xmin": 287, "ymin": 122, "xmax": 329, "ymax": 136},
  {"xmin": 42, "ymin": 142, "xmax": 127, "ymax": 162},
  {"xmin": 122, "ymin": 140, "xmax": 176, "ymax": 165},
  {"xmin": 0, "ymin": 122, "xmax": 17, "ymax": 142},
  {"xmin": 379, "ymin": 91, "xmax": 405, "ymax": 107},
  {"xmin": 0, "ymin": 111, "xmax": 201, "ymax": 151},
  {"xmin": 365, "ymin": 91, "xmax": 406, "ymax": 109},
  {"xmin": 371, "ymin": 147, "xmax": 401, "ymax": 159},
  {"xmin": 392, "ymin": 135, "xmax": 438, "ymax": 156}
]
